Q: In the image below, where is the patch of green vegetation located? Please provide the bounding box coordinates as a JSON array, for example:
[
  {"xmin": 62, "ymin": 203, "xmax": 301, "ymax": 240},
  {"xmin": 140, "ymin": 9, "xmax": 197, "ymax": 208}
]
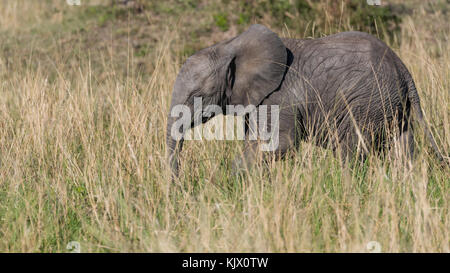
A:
[
  {"xmin": 213, "ymin": 12, "xmax": 229, "ymax": 31},
  {"xmin": 347, "ymin": 0, "xmax": 402, "ymax": 37},
  {"xmin": 237, "ymin": 13, "xmax": 251, "ymax": 25},
  {"xmin": 180, "ymin": 27, "xmax": 208, "ymax": 57},
  {"xmin": 231, "ymin": 0, "xmax": 401, "ymax": 39},
  {"xmin": 261, "ymin": 0, "xmax": 294, "ymax": 20},
  {"xmin": 236, "ymin": 0, "xmax": 314, "ymax": 29},
  {"xmin": 182, "ymin": 43, "xmax": 199, "ymax": 58},
  {"xmin": 135, "ymin": 46, "xmax": 149, "ymax": 57},
  {"xmin": 295, "ymin": 0, "xmax": 313, "ymax": 17},
  {"xmin": 144, "ymin": 0, "xmax": 200, "ymax": 15},
  {"xmin": 83, "ymin": 5, "xmax": 129, "ymax": 27},
  {"xmin": 425, "ymin": 0, "xmax": 449, "ymax": 15}
]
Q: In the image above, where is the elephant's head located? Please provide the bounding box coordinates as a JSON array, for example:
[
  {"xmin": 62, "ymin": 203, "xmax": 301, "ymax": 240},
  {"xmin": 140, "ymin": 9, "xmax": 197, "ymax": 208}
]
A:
[{"xmin": 166, "ymin": 24, "xmax": 287, "ymax": 176}]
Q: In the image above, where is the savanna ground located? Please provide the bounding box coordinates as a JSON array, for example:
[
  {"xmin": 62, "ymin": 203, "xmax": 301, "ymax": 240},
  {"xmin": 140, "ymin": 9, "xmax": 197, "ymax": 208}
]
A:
[{"xmin": 0, "ymin": 0, "xmax": 448, "ymax": 252}]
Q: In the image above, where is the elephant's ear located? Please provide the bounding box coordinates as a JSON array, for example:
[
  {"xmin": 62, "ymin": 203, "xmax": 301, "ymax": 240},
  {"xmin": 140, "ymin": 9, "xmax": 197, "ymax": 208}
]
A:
[{"xmin": 224, "ymin": 24, "xmax": 287, "ymax": 106}]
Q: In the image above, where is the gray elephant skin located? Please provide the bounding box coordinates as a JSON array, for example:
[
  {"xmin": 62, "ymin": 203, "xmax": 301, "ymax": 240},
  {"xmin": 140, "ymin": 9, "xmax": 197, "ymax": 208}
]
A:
[{"xmin": 166, "ymin": 24, "xmax": 444, "ymax": 175}]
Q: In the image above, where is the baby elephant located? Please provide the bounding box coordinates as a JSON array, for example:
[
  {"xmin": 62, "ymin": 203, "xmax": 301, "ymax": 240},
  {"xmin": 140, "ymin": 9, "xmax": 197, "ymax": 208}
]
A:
[{"xmin": 166, "ymin": 24, "xmax": 444, "ymax": 175}]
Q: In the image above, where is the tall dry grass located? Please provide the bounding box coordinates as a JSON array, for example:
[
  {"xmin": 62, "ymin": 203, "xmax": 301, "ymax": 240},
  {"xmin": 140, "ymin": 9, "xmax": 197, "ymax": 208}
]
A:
[{"xmin": 0, "ymin": 0, "xmax": 448, "ymax": 252}]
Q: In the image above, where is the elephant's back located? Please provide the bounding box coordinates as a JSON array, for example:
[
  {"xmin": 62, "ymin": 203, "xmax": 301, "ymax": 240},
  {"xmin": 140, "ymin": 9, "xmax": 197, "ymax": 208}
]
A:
[
  {"xmin": 282, "ymin": 31, "xmax": 403, "ymax": 101},
  {"xmin": 282, "ymin": 31, "xmax": 398, "ymax": 72},
  {"xmin": 280, "ymin": 32, "xmax": 407, "ymax": 138}
]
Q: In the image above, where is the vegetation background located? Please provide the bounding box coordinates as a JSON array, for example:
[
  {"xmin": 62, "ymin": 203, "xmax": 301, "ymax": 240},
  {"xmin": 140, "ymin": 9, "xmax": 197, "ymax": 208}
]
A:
[{"xmin": 0, "ymin": 0, "xmax": 448, "ymax": 252}]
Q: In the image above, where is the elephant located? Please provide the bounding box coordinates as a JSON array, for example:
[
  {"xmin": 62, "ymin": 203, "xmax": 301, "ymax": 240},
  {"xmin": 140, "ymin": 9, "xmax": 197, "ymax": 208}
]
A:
[{"xmin": 166, "ymin": 24, "xmax": 445, "ymax": 176}]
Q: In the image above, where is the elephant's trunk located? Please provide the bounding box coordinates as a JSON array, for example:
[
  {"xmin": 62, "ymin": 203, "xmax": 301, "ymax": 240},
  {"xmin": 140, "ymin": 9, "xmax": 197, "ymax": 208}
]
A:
[
  {"xmin": 166, "ymin": 86, "xmax": 196, "ymax": 177},
  {"xmin": 166, "ymin": 76, "xmax": 216, "ymax": 176},
  {"xmin": 166, "ymin": 115, "xmax": 184, "ymax": 177}
]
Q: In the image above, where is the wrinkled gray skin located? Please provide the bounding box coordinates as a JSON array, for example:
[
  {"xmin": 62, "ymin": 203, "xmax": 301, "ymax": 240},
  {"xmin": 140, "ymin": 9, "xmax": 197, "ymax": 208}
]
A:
[{"xmin": 166, "ymin": 24, "xmax": 444, "ymax": 176}]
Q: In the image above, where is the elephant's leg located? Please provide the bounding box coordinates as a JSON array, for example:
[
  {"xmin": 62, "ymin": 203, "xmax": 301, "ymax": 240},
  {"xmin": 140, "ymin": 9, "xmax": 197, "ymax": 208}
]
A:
[
  {"xmin": 231, "ymin": 140, "xmax": 258, "ymax": 174},
  {"xmin": 395, "ymin": 124, "xmax": 415, "ymax": 160},
  {"xmin": 231, "ymin": 128, "xmax": 295, "ymax": 174},
  {"xmin": 231, "ymin": 104, "xmax": 298, "ymax": 174},
  {"xmin": 334, "ymin": 124, "xmax": 369, "ymax": 164},
  {"xmin": 336, "ymin": 137, "xmax": 357, "ymax": 164}
]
